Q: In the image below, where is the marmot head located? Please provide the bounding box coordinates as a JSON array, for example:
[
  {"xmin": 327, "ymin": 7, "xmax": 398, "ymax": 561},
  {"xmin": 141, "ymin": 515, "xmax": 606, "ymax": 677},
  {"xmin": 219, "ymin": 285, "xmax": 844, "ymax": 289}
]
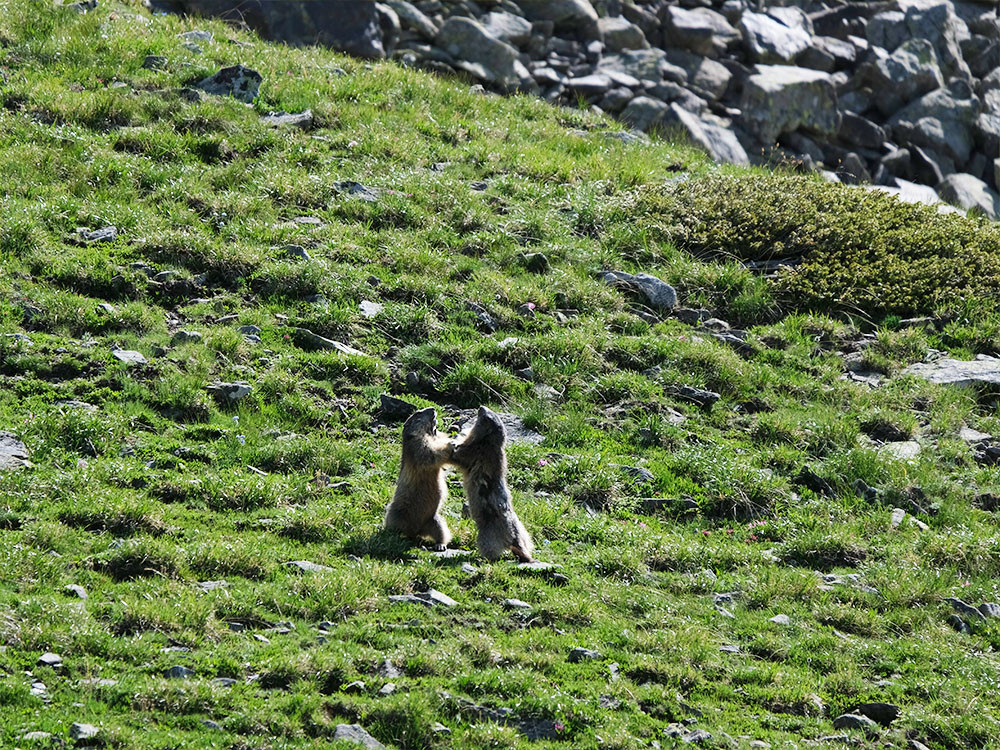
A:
[
  {"xmin": 468, "ymin": 406, "xmax": 506, "ymax": 448},
  {"xmin": 402, "ymin": 407, "xmax": 438, "ymax": 441}
]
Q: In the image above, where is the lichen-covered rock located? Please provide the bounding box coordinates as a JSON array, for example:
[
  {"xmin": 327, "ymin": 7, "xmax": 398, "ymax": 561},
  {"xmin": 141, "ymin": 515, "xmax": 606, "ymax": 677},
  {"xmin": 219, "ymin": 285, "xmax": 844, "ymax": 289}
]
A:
[
  {"xmin": 741, "ymin": 65, "xmax": 840, "ymax": 144},
  {"xmin": 196, "ymin": 64, "xmax": 262, "ymax": 103}
]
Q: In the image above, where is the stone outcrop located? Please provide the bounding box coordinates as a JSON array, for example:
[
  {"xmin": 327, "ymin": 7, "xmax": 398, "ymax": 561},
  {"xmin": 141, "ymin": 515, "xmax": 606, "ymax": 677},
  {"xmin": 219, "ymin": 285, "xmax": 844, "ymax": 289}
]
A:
[{"xmin": 154, "ymin": 0, "xmax": 1000, "ymax": 218}]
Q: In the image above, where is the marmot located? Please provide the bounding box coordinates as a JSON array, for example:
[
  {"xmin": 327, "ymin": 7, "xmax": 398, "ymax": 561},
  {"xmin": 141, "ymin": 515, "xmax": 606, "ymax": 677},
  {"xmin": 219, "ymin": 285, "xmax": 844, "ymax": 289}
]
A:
[
  {"xmin": 450, "ymin": 406, "xmax": 534, "ymax": 562},
  {"xmin": 383, "ymin": 407, "xmax": 454, "ymax": 550}
]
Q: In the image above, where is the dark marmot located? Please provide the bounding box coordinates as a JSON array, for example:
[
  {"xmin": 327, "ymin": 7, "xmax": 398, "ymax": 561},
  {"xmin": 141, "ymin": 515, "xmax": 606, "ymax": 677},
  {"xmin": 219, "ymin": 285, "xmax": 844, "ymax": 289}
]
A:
[
  {"xmin": 383, "ymin": 407, "xmax": 454, "ymax": 550},
  {"xmin": 451, "ymin": 406, "xmax": 534, "ymax": 562}
]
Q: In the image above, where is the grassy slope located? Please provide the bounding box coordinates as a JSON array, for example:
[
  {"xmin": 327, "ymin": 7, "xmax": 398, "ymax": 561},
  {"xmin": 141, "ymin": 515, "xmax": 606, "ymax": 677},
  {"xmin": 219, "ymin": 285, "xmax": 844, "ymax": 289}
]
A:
[{"xmin": 2, "ymin": 2, "xmax": 1000, "ymax": 748}]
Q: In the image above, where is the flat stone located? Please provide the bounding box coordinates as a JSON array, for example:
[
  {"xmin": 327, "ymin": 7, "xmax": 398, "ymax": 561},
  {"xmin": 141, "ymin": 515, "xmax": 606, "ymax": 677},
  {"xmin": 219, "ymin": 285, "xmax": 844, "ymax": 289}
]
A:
[
  {"xmin": 333, "ymin": 724, "xmax": 385, "ymax": 749},
  {"xmin": 262, "ymin": 109, "xmax": 313, "ymax": 128},
  {"xmin": 332, "ymin": 180, "xmax": 380, "ymax": 202},
  {"xmin": 769, "ymin": 614, "xmax": 790, "ymax": 625},
  {"xmin": 37, "ymin": 653, "xmax": 62, "ymax": 668},
  {"xmin": 21, "ymin": 732, "xmax": 53, "ymax": 741},
  {"xmin": 69, "ymin": 723, "xmax": 99, "ymax": 740},
  {"xmin": 111, "ymin": 348, "xmax": 147, "ymax": 365},
  {"xmin": 0, "ymin": 432, "xmax": 30, "ymax": 470},
  {"xmin": 881, "ymin": 441, "xmax": 921, "ymax": 460},
  {"xmin": 904, "ymin": 357, "xmax": 1000, "ymax": 387},
  {"xmin": 77, "ymin": 225, "xmax": 118, "ymax": 243},
  {"xmin": 172, "ymin": 329, "xmax": 202, "ymax": 344},
  {"xmin": 504, "ymin": 598, "xmax": 532, "ymax": 610},
  {"xmin": 286, "ymin": 560, "xmax": 332, "ymax": 573},
  {"xmin": 568, "ymin": 647, "xmax": 602, "ymax": 662},
  {"xmin": 165, "ymin": 665, "xmax": 194, "ymax": 679},
  {"xmin": 359, "ymin": 300, "xmax": 383, "ymax": 318},
  {"xmin": 206, "ymin": 382, "xmax": 252, "ymax": 402}
]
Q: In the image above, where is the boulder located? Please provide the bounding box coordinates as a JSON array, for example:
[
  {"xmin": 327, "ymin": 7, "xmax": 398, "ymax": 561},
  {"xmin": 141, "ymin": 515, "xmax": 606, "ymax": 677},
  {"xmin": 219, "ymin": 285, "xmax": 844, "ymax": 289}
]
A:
[
  {"xmin": 517, "ymin": 0, "xmax": 600, "ymax": 38},
  {"xmin": 666, "ymin": 51, "xmax": 731, "ymax": 101},
  {"xmin": 664, "ymin": 104, "xmax": 749, "ymax": 165},
  {"xmin": 868, "ymin": 38, "xmax": 944, "ymax": 117},
  {"xmin": 481, "ymin": 11, "xmax": 532, "ymax": 47},
  {"xmin": 888, "ymin": 87, "xmax": 979, "ymax": 165},
  {"xmin": 661, "ymin": 7, "xmax": 739, "ymax": 58},
  {"xmin": 157, "ymin": 0, "xmax": 389, "ymax": 58},
  {"xmin": 739, "ymin": 11, "xmax": 812, "ymax": 63},
  {"xmin": 936, "ymin": 173, "xmax": 1000, "ymax": 218},
  {"xmin": 598, "ymin": 48, "xmax": 670, "ymax": 82},
  {"xmin": 598, "ymin": 16, "xmax": 648, "ymax": 52},
  {"xmin": 838, "ymin": 112, "xmax": 886, "ymax": 149},
  {"xmin": 386, "ymin": 0, "xmax": 438, "ymax": 40},
  {"xmin": 619, "ymin": 96, "xmax": 669, "ymax": 131},
  {"xmin": 602, "ymin": 270, "xmax": 677, "ymax": 310},
  {"xmin": 437, "ymin": 17, "xmax": 523, "ymax": 90},
  {"xmin": 866, "ymin": 10, "xmax": 907, "ymax": 52},
  {"xmin": 741, "ymin": 65, "xmax": 840, "ymax": 144},
  {"xmin": 902, "ymin": 1, "xmax": 973, "ymax": 84}
]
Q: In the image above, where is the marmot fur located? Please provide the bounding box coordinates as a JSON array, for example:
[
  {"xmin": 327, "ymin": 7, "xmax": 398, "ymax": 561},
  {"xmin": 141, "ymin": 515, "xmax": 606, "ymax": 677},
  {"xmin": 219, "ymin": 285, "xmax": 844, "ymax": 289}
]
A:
[
  {"xmin": 450, "ymin": 406, "xmax": 534, "ymax": 562},
  {"xmin": 383, "ymin": 407, "xmax": 454, "ymax": 549}
]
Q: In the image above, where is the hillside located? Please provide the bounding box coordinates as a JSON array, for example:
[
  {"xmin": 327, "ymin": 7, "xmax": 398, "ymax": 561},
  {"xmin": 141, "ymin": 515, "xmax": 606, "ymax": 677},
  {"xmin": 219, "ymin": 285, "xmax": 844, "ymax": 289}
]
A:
[{"xmin": 3, "ymin": 2, "xmax": 1000, "ymax": 749}]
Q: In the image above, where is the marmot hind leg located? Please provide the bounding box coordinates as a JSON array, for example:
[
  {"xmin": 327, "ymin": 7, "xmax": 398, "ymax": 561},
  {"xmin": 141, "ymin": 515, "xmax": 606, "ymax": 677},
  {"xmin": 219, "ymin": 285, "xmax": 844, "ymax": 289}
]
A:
[{"xmin": 418, "ymin": 513, "xmax": 452, "ymax": 551}]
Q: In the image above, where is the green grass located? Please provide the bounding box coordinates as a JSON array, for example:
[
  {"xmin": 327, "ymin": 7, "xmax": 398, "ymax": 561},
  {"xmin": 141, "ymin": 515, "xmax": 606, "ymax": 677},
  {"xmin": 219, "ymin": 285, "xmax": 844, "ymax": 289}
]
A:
[{"xmin": 2, "ymin": 1, "xmax": 1000, "ymax": 748}]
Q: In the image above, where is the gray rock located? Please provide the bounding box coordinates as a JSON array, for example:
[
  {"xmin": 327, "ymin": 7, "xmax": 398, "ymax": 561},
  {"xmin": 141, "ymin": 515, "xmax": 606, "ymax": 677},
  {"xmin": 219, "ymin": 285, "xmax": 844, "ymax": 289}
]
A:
[
  {"xmin": 178, "ymin": 29, "xmax": 213, "ymax": 43},
  {"xmin": 980, "ymin": 602, "xmax": 1000, "ymax": 618},
  {"xmin": 206, "ymin": 381, "xmax": 252, "ymax": 402},
  {"xmin": 172, "ymin": 329, "xmax": 203, "ymax": 344},
  {"xmin": 937, "ymin": 174, "xmax": 1000, "ymax": 219},
  {"xmin": 832, "ymin": 713, "xmax": 879, "ymax": 733},
  {"xmin": 65, "ymin": 584, "xmax": 88, "ymax": 599},
  {"xmin": 598, "ymin": 48, "xmax": 670, "ymax": 82},
  {"xmin": 517, "ymin": 0, "xmax": 598, "ymax": 29},
  {"xmin": 286, "ymin": 560, "xmax": 333, "ymax": 573},
  {"xmin": 598, "ymin": 16, "xmax": 648, "ymax": 52},
  {"xmin": 947, "ymin": 596, "xmax": 988, "ymax": 621},
  {"xmin": 739, "ymin": 11, "xmax": 812, "ymax": 64},
  {"xmin": 111, "ymin": 348, "xmax": 147, "ymax": 366},
  {"xmin": 165, "ymin": 665, "xmax": 194, "ymax": 679},
  {"xmin": 567, "ymin": 73, "xmax": 613, "ymax": 97},
  {"xmin": 568, "ymin": 647, "xmax": 603, "ymax": 662},
  {"xmin": 619, "ymin": 95, "xmax": 668, "ymax": 131},
  {"xmin": 21, "ymin": 732, "xmax": 53, "ymax": 741},
  {"xmin": 262, "ymin": 109, "xmax": 313, "ymax": 128},
  {"xmin": 333, "ymin": 180, "xmax": 380, "ymax": 202},
  {"xmin": 38, "ymin": 653, "xmax": 62, "ymax": 668},
  {"xmin": 902, "ymin": 1, "xmax": 973, "ymax": 84},
  {"xmin": 69, "ymin": 723, "xmax": 99, "ymax": 740},
  {"xmin": 196, "ymin": 64, "xmax": 262, "ymax": 103},
  {"xmin": 281, "ymin": 244, "xmax": 310, "ymax": 260},
  {"xmin": 78, "ymin": 225, "xmax": 117, "ymax": 243},
  {"xmin": 838, "ymin": 113, "xmax": 886, "ymax": 150},
  {"xmin": 602, "ymin": 270, "xmax": 677, "ymax": 310},
  {"xmin": 769, "ymin": 614, "xmax": 790, "ymax": 625},
  {"xmin": 437, "ymin": 18, "xmax": 524, "ymax": 90},
  {"xmin": 333, "ymin": 724, "xmax": 385, "ymax": 749},
  {"xmin": 481, "ymin": 11, "xmax": 531, "ymax": 47},
  {"xmin": 867, "ymin": 11, "xmax": 907, "ymax": 52},
  {"xmin": 415, "ymin": 589, "xmax": 458, "ymax": 607},
  {"xmin": 661, "ymin": 7, "xmax": 738, "ymax": 58},
  {"xmin": 386, "ymin": 0, "xmax": 438, "ymax": 40},
  {"xmin": 890, "ymin": 508, "xmax": 907, "ymax": 528},
  {"xmin": 665, "ymin": 51, "xmax": 731, "ymax": 101},
  {"xmin": 291, "ymin": 328, "xmax": 367, "ymax": 356},
  {"xmin": 741, "ymin": 65, "xmax": 839, "ymax": 144},
  {"xmin": 504, "ymin": 598, "xmax": 532, "ymax": 610},
  {"xmin": 0, "ymin": 432, "xmax": 30, "ymax": 470},
  {"xmin": 837, "ymin": 152, "xmax": 871, "ymax": 185},
  {"xmin": 889, "ymin": 87, "xmax": 978, "ymax": 166},
  {"xmin": 359, "ymin": 300, "xmax": 383, "ymax": 318},
  {"xmin": 143, "ymin": 54, "xmax": 167, "ymax": 70},
  {"xmin": 664, "ymin": 104, "xmax": 748, "ymax": 165}
]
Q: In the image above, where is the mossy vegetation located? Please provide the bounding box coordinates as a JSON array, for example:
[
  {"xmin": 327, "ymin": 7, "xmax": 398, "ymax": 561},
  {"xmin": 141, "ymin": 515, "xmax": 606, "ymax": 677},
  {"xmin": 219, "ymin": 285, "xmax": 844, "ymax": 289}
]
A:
[{"xmin": 1, "ymin": 1, "xmax": 1000, "ymax": 749}]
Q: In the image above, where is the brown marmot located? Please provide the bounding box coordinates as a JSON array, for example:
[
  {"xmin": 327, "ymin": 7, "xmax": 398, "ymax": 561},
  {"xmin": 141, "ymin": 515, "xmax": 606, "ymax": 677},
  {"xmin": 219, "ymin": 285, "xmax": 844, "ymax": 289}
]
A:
[
  {"xmin": 450, "ymin": 406, "xmax": 534, "ymax": 562},
  {"xmin": 382, "ymin": 407, "xmax": 454, "ymax": 550}
]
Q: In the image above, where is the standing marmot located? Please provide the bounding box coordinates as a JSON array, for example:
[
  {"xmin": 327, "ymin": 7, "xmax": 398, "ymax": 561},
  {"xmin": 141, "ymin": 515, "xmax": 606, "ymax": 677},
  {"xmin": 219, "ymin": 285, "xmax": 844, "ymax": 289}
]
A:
[
  {"xmin": 450, "ymin": 406, "xmax": 534, "ymax": 562},
  {"xmin": 383, "ymin": 407, "xmax": 454, "ymax": 550}
]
